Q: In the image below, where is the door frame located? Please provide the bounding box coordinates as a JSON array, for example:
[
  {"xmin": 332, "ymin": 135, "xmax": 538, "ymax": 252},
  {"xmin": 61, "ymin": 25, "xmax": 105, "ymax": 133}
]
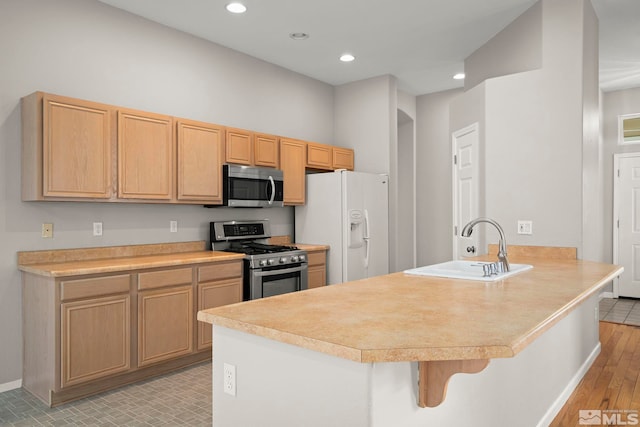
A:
[
  {"xmin": 612, "ymin": 152, "xmax": 640, "ymax": 298},
  {"xmin": 451, "ymin": 123, "xmax": 479, "ymax": 260}
]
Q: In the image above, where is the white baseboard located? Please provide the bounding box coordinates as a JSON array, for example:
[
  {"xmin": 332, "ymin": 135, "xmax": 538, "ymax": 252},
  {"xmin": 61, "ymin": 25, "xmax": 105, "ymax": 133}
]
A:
[
  {"xmin": 0, "ymin": 378, "xmax": 22, "ymax": 393},
  {"xmin": 600, "ymin": 291, "xmax": 615, "ymax": 299},
  {"xmin": 537, "ymin": 342, "xmax": 601, "ymax": 427}
]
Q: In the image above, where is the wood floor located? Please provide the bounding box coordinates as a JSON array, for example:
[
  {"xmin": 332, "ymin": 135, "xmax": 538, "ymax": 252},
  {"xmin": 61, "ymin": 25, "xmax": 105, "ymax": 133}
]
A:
[{"xmin": 551, "ymin": 321, "xmax": 640, "ymax": 426}]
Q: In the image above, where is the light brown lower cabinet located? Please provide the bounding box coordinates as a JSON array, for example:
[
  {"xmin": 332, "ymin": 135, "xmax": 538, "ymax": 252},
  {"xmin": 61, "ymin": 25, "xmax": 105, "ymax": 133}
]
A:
[
  {"xmin": 138, "ymin": 285, "xmax": 193, "ymax": 367},
  {"xmin": 61, "ymin": 294, "xmax": 131, "ymax": 388},
  {"xmin": 21, "ymin": 258, "xmax": 242, "ymax": 407},
  {"xmin": 307, "ymin": 249, "xmax": 327, "ymax": 288}
]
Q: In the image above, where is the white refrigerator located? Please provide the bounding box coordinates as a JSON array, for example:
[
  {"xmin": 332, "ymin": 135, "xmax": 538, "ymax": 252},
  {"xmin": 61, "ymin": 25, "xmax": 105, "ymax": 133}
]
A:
[{"xmin": 295, "ymin": 170, "xmax": 389, "ymax": 284}]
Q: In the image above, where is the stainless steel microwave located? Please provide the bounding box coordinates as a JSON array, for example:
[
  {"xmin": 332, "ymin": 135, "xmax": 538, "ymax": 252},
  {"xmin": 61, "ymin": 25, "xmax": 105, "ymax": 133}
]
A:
[{"xmin": 221, "ymin": 164, "xmax": 284, "ymax": 207}]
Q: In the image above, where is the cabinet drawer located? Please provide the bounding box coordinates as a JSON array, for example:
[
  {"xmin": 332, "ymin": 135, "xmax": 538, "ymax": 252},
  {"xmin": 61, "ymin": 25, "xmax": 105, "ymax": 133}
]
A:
[
  {"xmin": 138, "ymin": 267, "xmax": 193, "ymax": 291},
  {"xmin": 60, "ymin": 274, "xmax": 130, "ymax": 301},
  {"xmin": 198, "ymin": 261, "xmax": 242, "ymax": 282},
  {"xmin": 307, "ymin": 251, "xmax": 326, "ymax": 266}
]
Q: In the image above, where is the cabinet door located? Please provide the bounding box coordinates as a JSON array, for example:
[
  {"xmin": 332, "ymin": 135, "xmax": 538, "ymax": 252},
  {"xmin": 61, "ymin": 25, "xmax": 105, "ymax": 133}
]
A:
[
  {"xmin": 254, "ymin": 133, "xmax": 279, "ymax": 168},
  {"xmin": 280, "ymin": 138, "xmax": 306, "ymax": 205},
  {"xmin": 177, "ymin": 119, "xmax": 224, "ymax": 203},
  {"xmin": 118, "ymin": 109, "xmax": 174, "ymax": 200},
  {"xmin": 307, "ymin": 251, "xmax": 327, "ymax": 288},
  {"xmin": 61, "ymin": 294, "xmax": 131, "ymax": 387},
  {"xmin": 197, "ymin": 278, "xmax": 242, "ymax": 350},
  {"xmin": 138, "ymin": 285, "xmax": 193, "ymax": 367},
  {"xmin": 225, "ymin": 128, "xmax": 252, "ymax": 165},
  {"xmin": 42, "ymin": 94, "xmax": 113, "ymax": 198},
  {"xmin": 333, "ymin": 147, "xmax": 354, "ymax": 171},
  {"xmin": 306, "ymin": 142, "xmax": 333, "ymax": 170}
]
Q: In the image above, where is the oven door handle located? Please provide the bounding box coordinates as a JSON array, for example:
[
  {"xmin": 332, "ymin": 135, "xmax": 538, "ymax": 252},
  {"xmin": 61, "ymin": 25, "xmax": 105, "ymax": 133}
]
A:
[
  {"xmin": 267, "ymin": 175, "xmax": 275, "ymax": 205},
  {"xmin": 254, "ymin": 265, "xmax": 307, "ymax": 277}
]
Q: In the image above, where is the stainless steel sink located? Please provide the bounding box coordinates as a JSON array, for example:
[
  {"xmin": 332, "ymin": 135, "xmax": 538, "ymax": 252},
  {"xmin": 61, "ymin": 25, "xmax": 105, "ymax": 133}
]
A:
[{"xmin": 404, "ymin": 260, "xmax": 533, "ymax": 282}]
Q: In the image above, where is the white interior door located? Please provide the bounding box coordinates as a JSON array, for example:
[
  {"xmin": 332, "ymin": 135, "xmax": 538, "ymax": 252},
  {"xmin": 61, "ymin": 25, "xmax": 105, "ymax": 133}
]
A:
[
  {"xmin": 452, "ymin": 124, "xmax": 479, "ymax": 260},
  {"xmin": 615, "ymin": 154, "xmax": 640, "ymax": 297}
]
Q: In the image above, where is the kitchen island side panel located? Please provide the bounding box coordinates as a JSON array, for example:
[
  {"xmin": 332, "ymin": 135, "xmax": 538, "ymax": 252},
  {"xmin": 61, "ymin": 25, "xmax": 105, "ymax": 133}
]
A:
[
  {"xmin": 211, "ymin": 325, "xmax": 372, "ymax": 427},
  {"xmin": 211, "ymin": 293, "xmax": 599, "ymax": 426}
]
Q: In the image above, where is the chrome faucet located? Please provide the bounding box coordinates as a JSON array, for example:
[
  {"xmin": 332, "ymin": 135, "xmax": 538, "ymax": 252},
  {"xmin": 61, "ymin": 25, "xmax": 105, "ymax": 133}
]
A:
[{"xmin": 461, "ymin": 218, "xmax": 510, "ymax": 272}]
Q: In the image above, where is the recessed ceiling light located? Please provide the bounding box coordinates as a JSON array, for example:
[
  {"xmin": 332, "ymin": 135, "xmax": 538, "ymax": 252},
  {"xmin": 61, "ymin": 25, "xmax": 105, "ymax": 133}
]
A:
[
  {"xmin": 289, "ymin": 32, "xmax": 309, "ymax": 40},
  {"xmin": 226, "ymin": 2, "xmax": 247, "ymax": 13},
  {"xmin": 340, "ymin": 53, "xmax": 355, "ymax": 62},
  {"xmin": 453, "ymin": 73, "xmax": 465, "ymax": 80}
]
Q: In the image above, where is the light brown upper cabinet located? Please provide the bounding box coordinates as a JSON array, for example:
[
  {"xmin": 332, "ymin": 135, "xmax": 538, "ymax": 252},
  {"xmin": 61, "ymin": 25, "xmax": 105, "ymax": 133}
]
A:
[
  {"xmin": 254, "ymin": 133, "xmax": 279, "ymax": 168},
  {"xmin": 21, "ymin": 92, "xmax": 114, "ymax": 200},
  {"xmin": 225, "ymin": 127, "xmax": 252, "ymax": 165},
  {"xmin": 306, "ymin": 142, "xmax": 333, "ymax": 170},
  {"xmin": 118, "ymin": 109, "xmax": 174, "ymax": 200},
  {"xmin": 280, "ymin": 138, "xmax": 306, "ymax": 205},
  {"xmin": 176, "ymin": 119, "xmax": 224, "ymax": 204},
  {"xmin": 332, "ymin": 147, "xmax": 354, "ymax": 170}
]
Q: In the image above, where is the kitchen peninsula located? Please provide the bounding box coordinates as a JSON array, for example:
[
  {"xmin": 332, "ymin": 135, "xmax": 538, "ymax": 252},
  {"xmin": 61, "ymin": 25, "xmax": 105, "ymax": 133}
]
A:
[{"xmin": 198, "ymin": 255, "xmax": 622, "ymax": 426}]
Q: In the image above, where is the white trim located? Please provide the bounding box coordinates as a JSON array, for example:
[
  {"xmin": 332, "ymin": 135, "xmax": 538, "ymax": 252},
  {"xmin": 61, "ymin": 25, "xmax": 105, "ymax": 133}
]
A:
[
  {"xmin": 536, "ymin": 342, "xmax": 601, "ymax": 427},
  {"xmin": 0, "ymin": 378, "xmax": 22, "ymax": 393},
  {"xmin": 612, "ymin": 153, "xmax": 640, "ymax": 298},
  {"xmin": 600, "ymin": 290, "xmax": 616, "ymax": 299}
]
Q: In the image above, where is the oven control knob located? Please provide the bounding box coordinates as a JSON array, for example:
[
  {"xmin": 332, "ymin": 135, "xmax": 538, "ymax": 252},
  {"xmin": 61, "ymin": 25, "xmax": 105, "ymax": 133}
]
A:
[
  {"xmin": 291, "ymin": 255, "xmax": 299, "ymax": 262},
  {"xmin": 279, "ymin": 257, "xmax": 288, "ymax": 264},
  {"xmin": 259, "ymin": 259, "xmax": 267, "ymax": 267},
  {"xmin": 267, "ymin": 259, "xmax": 276, "ymax": 265},
  {"xmin": 299, "ymin": 255, "xmax": 306, "ymax": 261}
]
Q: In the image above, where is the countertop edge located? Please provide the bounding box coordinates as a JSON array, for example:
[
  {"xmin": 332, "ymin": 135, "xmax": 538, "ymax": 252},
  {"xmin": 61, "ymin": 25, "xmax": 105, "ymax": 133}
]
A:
[
  {"xmin": 508, "ymin": 266, "xmax": 623, "ymax": 356},
  {"xmin": 18, "ymin": 251, "xmax": 246, "ymax": 277}
]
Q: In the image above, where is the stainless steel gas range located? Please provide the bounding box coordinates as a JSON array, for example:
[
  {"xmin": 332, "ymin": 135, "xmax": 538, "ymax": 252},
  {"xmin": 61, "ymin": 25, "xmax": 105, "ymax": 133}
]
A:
[{"xmin": 210, "ymin": 220, "xmax": 308, "ymax": 300}]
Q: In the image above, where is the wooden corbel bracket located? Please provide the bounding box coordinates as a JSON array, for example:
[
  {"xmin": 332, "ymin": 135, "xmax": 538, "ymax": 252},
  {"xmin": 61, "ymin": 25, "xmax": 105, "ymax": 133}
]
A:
[{"xmin": 418, "ymin": 359, "xmax": 490, "ymax": 408}]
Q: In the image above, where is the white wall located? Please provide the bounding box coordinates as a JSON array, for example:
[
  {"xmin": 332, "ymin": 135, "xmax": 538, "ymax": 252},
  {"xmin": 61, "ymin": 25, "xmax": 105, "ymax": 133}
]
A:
[
  {"xmin": 464, "ymin": 0, "xmax": 543, "ymax": 90},
  {"xmin": 0, "ymin": 0, "xmax": 334, "ymax": 385},
  {"xmin": 452, "ymin": 0, "xmax": 598, "ymax": 256},
  {"xmin": 602, "ymin": 87, "xmax": 640, "ymax": 263},
  {"xmin": 396, "ymin": 90, "xmax": 417, "ymax": 270},
  {"xmin": 415, "ymin": 89, "xmax": 464, "ymax": 265}
]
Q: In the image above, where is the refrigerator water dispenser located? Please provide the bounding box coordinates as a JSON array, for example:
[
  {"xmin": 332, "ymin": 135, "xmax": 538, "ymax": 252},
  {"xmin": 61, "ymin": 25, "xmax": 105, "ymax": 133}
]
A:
[{"xmin": 348, "ymin": 210, "xmax": 364, "ymax": 248}]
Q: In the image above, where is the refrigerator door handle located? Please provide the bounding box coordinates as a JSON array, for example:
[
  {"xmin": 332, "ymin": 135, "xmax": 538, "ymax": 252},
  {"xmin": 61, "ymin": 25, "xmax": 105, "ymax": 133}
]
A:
[{"xmin": 363, "ymin": 209, "xmax": 370, "ymax": 269}]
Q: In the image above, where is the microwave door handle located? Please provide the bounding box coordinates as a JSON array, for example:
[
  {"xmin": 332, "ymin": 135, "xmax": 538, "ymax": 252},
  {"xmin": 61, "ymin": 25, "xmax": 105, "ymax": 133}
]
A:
[{"xmin": 268, "ymin": 175, "xmax": 275, "ymax": 205}]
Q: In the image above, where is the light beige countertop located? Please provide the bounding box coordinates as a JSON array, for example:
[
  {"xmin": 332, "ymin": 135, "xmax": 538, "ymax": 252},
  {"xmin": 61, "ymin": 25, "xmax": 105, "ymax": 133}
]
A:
[
  {"xmin": 198, "ymin": 256, "xmax": 622, "ymax": 363},
  {"xmin": 293, "ymin": 243, "xmax": 330, "ymax": 252},
  {"xmin": 17, "ymin": 241, "xmax": 244, "ymax": 277}
]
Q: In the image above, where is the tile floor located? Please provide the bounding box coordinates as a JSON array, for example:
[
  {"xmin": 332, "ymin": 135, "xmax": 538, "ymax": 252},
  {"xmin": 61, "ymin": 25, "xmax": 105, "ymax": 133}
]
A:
[
  {"xmin": 599, "ymin": 297, "xmax": 640, "ymax": 325},
  {"xmin": 0, "ymin": 362, "xmax": 211, "ymax": 426}
]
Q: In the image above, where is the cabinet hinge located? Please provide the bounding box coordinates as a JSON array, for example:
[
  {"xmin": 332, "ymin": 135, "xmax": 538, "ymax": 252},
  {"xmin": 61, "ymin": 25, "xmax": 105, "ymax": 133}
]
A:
[
  {"xmin": 454, "ymin": 225, "xmax": 458, "ymax": 236},
  {"xmin": 454, "ymin": 155, "xmax": 457, "ymax": 165},
  {"xmin": 618, "ymin": 169, "xmax": 621, "ymax": 178}
]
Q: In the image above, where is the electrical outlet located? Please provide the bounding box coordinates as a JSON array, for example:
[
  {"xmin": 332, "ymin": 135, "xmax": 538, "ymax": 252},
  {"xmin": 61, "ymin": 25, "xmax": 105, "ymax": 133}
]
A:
[
  {"xmin": 517, "ymin": 220, "xmax": 533, "ymax": 235},
  {"xmin": 223, "ymin": 363, "xmax": 236, "ymax": 396},
  {"xmin": 93, "ymin": 222, "xmax": 103, "ymax": 236},
  {"xmin": 170, "ymin": 220, "xmax": 178, "ymax": 233},
  {"xmin": 42, "ymin": 223, "xmax": 53, "ymax": 238}
]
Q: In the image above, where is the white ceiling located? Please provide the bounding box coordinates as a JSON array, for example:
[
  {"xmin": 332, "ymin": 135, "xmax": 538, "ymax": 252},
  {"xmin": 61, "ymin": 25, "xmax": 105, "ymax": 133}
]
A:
[{"xmin": 97, "ymin": 0, "xmax": 640, "ymax": 96}]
